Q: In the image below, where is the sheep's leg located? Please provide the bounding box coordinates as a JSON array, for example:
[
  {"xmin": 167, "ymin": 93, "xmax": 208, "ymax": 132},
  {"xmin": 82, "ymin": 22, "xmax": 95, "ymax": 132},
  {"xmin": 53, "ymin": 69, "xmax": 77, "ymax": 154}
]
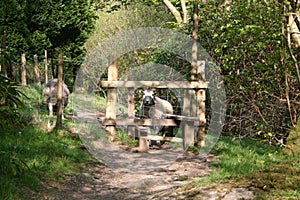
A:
[
  {"xmin": 47, "ymin": 103, "xmax": 53, "ymax": 129},
  {"xmin": 48, "ymin": 103, "xmax": 53, "ymax": 117}
]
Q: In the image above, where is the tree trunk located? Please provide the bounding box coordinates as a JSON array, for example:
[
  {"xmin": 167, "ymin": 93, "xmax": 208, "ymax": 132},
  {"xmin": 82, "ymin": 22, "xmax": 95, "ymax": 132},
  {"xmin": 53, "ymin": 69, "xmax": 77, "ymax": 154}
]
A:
[
  {"xmin": 56, "ymin": 53, "xmax": 63, "ymax": 129},
  {"xmin": 21, "ymin": 53, "xmax": 27, "ymax": 86},
  {"xmin": 1, "ymin": 34, "xmax": 7, "ymax": 77},
  {"xmin": 286, "ymin": 2, "xmax": 300, "ymax": 150},
  {"xmin": 284, "ymin": 116, "xmax": 300, "ymax": 156},
  {"xmin": 6, "ymin": 61, "xmax": 14, "ymax": 80},
  {"xmin": 33, "ymin": 54, "xmax": 41, "ymax": 85},
  {"xmin": 191, "ymin": 1, "xmax": 199, "ymax": 81}
]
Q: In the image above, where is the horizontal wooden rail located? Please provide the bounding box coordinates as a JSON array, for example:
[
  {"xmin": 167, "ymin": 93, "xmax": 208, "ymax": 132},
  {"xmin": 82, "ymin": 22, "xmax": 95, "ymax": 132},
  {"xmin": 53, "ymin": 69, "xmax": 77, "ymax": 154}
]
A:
[
  {"xmin": 144, "ymin": 135, "xmax": 183, "ymax": 143},
  {"xmin": 101, "ymin": 80, "xmax": 207, "ymax": 89},
  {"xmin": 163, "ymin": 114, "xmax": 198, "ymax": 121},
  {"xmin": 103, "ymin": 118, "xmax": 177, "ymax": 126},
  {"xmin": 102, "ymin": 118, "xmax": 203, "ymax": 126}
]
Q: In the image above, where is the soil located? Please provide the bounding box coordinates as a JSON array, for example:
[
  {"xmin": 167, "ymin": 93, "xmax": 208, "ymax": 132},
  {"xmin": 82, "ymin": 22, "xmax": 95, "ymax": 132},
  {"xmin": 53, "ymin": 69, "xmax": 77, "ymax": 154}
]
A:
[
  {"xmin": 38, "ymin": 152, "xmax": 208, "ymax": 199},
  {"xmin": 35, "ymin": 150, "xmax": 254, "ymax": 200}
]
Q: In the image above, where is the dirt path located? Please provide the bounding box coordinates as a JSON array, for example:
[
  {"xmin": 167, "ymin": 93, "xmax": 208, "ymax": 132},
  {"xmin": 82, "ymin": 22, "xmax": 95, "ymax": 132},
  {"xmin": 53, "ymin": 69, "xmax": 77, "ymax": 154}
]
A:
[
  {"xmin": 37, "ymin": 150, "xmax": 255, "ymax": 200},
  {"xmin": 38, "ymin": 152, "xmax": 214, "ymax": 200},
  {"xmin": 37, "ymin": 101, "xmax": 255, "ymax": 199}
]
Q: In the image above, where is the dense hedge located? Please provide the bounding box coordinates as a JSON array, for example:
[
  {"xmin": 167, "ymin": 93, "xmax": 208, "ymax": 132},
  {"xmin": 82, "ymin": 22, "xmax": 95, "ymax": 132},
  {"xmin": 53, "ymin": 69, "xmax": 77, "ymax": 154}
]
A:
[{"xmin": 197, "ymin": 1, "xmax": 299, "ymax": 142}]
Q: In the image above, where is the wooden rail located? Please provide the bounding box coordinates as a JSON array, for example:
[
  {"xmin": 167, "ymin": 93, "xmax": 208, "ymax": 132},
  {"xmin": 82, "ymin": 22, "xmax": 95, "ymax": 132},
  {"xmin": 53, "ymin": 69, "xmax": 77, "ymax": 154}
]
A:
[
  {"xmin": 101, "ymin": 80, "xmax": 207, "ymax": 89},
  {"xmin": 102, "ymin": 118, "xmax": 204, "ymax": 127},
  {"xmin": 145, "ymin": 135, "xmax": 183, "ymax": 143}
]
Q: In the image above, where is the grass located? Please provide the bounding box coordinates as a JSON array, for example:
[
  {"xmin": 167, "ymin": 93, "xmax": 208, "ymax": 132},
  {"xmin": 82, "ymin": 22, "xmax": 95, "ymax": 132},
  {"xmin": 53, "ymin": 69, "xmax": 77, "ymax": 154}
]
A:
[
  {"xmin": 189, "ymin": 136, "xmax": 300, "ymax": 199},
  {"xmin": 207, "ymin": 137, "xmax": 280, "ymax": 181},
  {"xmin": 0, "ymin": 85, "xmax": 93, "ymax": 200},
  {"xmin": 115, "ymin": 130, "xmax": 138, "ymax": 147}
]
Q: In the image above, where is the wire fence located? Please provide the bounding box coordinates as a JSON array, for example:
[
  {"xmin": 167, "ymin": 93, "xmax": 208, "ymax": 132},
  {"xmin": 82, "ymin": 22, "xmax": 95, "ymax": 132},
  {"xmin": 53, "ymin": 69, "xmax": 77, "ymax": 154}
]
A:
[{"xmin": 2, "ymin": 47, "xmax": 296, "ymax": 145}]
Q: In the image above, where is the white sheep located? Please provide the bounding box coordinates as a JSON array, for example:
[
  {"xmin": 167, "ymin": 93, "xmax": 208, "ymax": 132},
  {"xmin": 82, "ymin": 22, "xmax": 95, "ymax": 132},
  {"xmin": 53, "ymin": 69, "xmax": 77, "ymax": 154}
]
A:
[
  {"xmin": 43, "ymin": 79, "xmax": 70, "ymax": 117},
  {"xmin": 139, "ymin": 88, "xmax": 173, "ymax": 119},
  {"xmin": 139, "ymin": 89, "xmax": 174, "ymax": 143}
]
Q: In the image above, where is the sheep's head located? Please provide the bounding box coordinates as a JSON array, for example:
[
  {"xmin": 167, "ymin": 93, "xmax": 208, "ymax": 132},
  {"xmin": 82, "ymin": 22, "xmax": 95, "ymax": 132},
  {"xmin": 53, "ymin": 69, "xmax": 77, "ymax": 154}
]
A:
[
  {"xmin": 142, "ymin": 88, "xmax": 156, "ymax": 106},
  {"xmin": 43, "ymin": 87, "xmax": 51, "ymax": 104}
]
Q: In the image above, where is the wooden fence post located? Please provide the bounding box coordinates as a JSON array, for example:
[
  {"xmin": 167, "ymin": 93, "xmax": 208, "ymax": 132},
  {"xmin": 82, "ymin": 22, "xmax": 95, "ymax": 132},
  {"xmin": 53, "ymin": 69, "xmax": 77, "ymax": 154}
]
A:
[
  {"xmin": 183, "ymin": 90, "xmax": 194, "ymax": 150},
  {"xmin": 44, "ymin": 50, "xmax": 48, "ymax": 83},
  {"xmin": 21, "ymin": 53, "xmax": 27, "ymax": 86},
  {"xmin": 33, "ymin": 54, "xmax": 41, "ymax": 85},
  {"xmin": 192, "ymin": 1, "xmax": 206, "ymax": 147},
  {"xmin": 195, "ymin": 61, "xmax": 206, "ymax": 147},
  {"xmin": 56, "ymin": 53, "xmax": 63, "ymax": 128},
  {"xmin": 105, "ymin": 60, "xmax": 118, "ymax": 141},
  {"xmin": 127, "ymin": 88, "xmax": 135, "ymax": 138}
]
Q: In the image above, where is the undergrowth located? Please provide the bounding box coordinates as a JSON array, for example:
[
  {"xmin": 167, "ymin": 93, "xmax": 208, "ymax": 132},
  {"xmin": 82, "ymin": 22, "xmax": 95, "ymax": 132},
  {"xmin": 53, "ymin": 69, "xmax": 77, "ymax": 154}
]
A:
[
  {"xmin": 190, "ymin": 136, "xmax": 300, "ymax": 199},
  {"xmin": 0, "ymin": 85, "xmax": 92, "ymax": 200},
  {"xmin": 115, "ymin": 130, "xmax": 138, "ymax": 147}
]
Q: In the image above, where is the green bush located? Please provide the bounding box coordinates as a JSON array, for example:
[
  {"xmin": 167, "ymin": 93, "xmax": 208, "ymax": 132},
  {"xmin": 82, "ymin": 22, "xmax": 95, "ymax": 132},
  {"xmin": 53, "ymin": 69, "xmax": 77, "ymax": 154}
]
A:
[
  {"xmin": 197, "ymin": 1, "xmax": 297, "ymax": 141},
  {"xmin": 0, "ymin": 75, "xmax": 28, "ymax": 127}
]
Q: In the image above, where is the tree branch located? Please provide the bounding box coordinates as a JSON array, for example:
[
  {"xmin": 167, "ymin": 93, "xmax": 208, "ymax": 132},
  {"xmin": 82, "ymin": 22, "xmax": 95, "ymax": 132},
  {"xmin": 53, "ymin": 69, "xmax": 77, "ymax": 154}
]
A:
[
  {"xmin": 285, "ymin": 72, "xmax": 295, "ymax": 127},
  {"xmin": 163, "ymin": 0, "xmax": 182, "ymax": 24},
  {"xmin": 181, "ymin": 0, "xmax": 188, "ymax": 24},
  {"xmin": 288, "ymin": 13, "xmax": 300, "ymax": 47}
]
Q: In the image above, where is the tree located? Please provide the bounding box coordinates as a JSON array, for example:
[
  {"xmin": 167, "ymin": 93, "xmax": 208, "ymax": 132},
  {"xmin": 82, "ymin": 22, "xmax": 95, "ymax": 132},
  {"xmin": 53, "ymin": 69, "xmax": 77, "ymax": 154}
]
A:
[
  {"xmin": 283, "ymin": 0, "xmax": 300, "ymax": 155},
  {"xmin": 24, "ymin": 0, "xmax": 97, "ymax": 80},
  {"xmin": 0, "ymin": 0, "xmax": 96, "ymax": 84},
  {"xmin": 194, "ymin": 0, "xmax": 300, "ymax": 144},
  {"xmin": 56, "ymin": 54, "xmax": 63, "ymax": 129},
  {"xmin": 0, "ymin": 0, "xmax": 29, "ymax": 79}
]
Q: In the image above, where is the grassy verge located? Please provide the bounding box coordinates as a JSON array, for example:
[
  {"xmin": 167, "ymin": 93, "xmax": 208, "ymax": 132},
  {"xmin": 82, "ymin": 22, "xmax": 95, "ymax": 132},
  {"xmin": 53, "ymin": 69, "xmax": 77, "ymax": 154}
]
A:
[
  {"xmin": 189, "ymin": 136, "xmax": 300, "ymax": 199},
  {"xmin": 0, "ymin": 85, "xmax": 93, "ymax": 200}
]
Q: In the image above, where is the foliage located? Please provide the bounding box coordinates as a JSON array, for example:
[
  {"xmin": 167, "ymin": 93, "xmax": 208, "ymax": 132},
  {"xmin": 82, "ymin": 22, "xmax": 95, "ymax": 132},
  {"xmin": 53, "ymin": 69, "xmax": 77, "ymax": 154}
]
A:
[
  {"xmin": 0, "ymin": 85, "xmax": 91, "ymax": 200},
  {"xmin": 25, "ymin": 0, "xmax": 97, "ymax": 76},
  {"xmin": 197, "ymin": 1, "xmax": 298, "ymax": 141},
  {"xmin": 85, "ymin": 2, "xmax": 173, "ymax": 51},
  {"xmin": 93, "ymin": 0, "xmax": 165, "ymax": 12},
  {"xmin": 0, "ymin": 75, "xmax": 27, "ymax": 126},
  {"xmin": 0, "ymin": 0, "xmax": 97, "ymax": 83},
  {"xmin": 0, "ymin": 0, "xmax": 29, "ymax": 51}
]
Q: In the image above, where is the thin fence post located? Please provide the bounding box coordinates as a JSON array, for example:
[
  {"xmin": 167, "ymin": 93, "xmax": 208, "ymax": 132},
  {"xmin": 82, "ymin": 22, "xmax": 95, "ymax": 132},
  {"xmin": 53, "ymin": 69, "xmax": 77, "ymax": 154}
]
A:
[
  {"xmin": 44, "ymin": 50, "xmax": 48, "ymax": 83},
  {"xmin": 127, "ymin": 88, "xmax": 135, "ymax": 138},
  {"xmin": 33, "ymin": 54, "xmax": 41, "ymax": 85},
  {"xmin": 21, "ymin": 53, "xmax": 27, "ymax": 86}
]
